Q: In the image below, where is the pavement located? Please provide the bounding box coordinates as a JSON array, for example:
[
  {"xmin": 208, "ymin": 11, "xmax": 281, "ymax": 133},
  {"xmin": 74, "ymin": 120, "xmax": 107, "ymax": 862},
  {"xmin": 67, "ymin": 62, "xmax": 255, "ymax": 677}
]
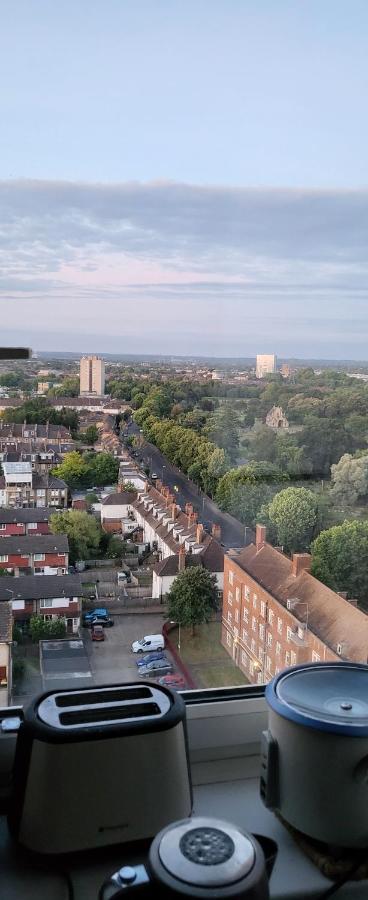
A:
[
  {"xmin": 125, "ymin": 424, "xmax": 246, "ymax": 549},
  {"xmin": 83, "ymin": 612, "xmax": 176, "ymax": 685}
]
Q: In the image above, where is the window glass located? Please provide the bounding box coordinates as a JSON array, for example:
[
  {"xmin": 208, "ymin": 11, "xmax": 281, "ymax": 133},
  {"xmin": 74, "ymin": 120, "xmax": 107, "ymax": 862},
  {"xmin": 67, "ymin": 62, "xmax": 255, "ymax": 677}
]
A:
[{"xmin": 1, "ymin": 3, "xmax": 365, "ymax": 710}]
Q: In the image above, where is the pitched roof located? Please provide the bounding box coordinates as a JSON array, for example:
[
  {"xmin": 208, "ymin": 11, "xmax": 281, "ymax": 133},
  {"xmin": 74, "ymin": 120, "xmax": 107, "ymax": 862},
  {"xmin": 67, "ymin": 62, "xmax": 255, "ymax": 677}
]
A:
[
  {"xmin": 153, "ymin": 538, "xmax": 224, "ymax": 577},
  {"xmin": 0, "ymin": 574, "xmax": 82, "ymax": 601},
  {"xmin": 230, "ymin": 542, "xmax": 368, "ymax": 663},
  {"xmin": 0, "ymin": 601, "xmax": 12, "ymax": 641},
  {"xmin": 0, "ymin": 508, "xmax": 51, "ymax": 524},
  {"xmin": 102, "ymin": 491, "xmax": 137, "ymax": 506},
  {"xmin": 0, "ymin": 534, "xmax": 69, "ymax": 554}
]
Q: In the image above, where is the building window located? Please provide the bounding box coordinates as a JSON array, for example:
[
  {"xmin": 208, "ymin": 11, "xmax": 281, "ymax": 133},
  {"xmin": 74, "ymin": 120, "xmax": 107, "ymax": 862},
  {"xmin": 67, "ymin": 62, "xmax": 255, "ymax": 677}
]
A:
[
  {"xmin": 0, "ymin": 525, "xmax": 5, "ymax": 531},
  {"xmin": 312, "ymin": 651, "xmax": 321, "ymax": 662},
  {"xmin": 242, "ymin": 629, "xmax": 248, "ymax": 643},
  {"xmin": 257, "ymin": 672, "xmax": 263, "ymax": 684},
  {"xmin": 0, "ymin": 555, "xmax": 8, "ymax": 562},
  {"xmin": 226, "ymin": 631, "xmax": 231, "ymax": 647},
  {"xmin": 285, "ymin": 651, "xmax": 290, "ymax": 666},
  {"xmin": 260, "ymin": 601, "xmax": 266, "ymax": 617},
  {"xmin": 228, "ymin": 570, "xmax": 234, "ymax": 585},
  {"xmin": 251, "ymin": 639, "xmax": 256, "ymax": 653},
  {"xmin": 287, "ymin": 626, "xmax": 292, "ymax": 642},
  {"xmin": 243, "ymin": 585, "xmax": 250, "ymax": 601},
  {"xmin": 252, "ymin": 616, "xmax": 256, "ymax": 632},
  {"xmin": 228, "ymin": 591, "xmax": 233, "ymax": 606},
  {"xmin": 258, "ymin": 647, "xmax": 263, "ymax": 661},
  {"xmin": 291, "ymin": 651, "xmax": 296, "ymax": 665},
  {"xmin": 268, "ymin": 609, "xmax": 274, "ymax": 626},
  {"xmin": 277, "ymin": 618, "xmax": 283, "ymax": 635},
  {"xmin": 249, "ymin": 661, "xmax": 254, "ymax": 676},
  {"xmin": 266, "ymin": 656, "xmax": 272, "ymax": 673},
  {"xmin": 267, "ymin": 633, "xmax": 273, "ymax": 647},
  {"xmin": 40, "ymin": 599, "xmax": 52, "ymax": 608},
  {"xmin": 43, "ymin": 614, "xmax": 53, "ymax": 622},
  {"xmin": 243, "ymin": 608, "xmax": 248, "ymax": 622},
  {"xmin": 253, "ymin": 594, "xmax": 257, "ymax": 608},
  {"xmin": 34, "ymin": 553, "xmax": 45, "ymax": 561},
  {"xmin": 0, "ymin": 666, "xmax": 8, "ymax": 686},
  {"xmin": 241, "ymin": 650, "xmax": 247, "ymax": 665},
  {"xmin": 227, "ymin": 611, "xmax": 232, "ymax": 624},
  {"xmin": 259, "ymin": 623, "xmax": 265, "ymax": 640},
  {"xmin": 235, "ymin": 608, "xmax": 239, "ymax": 623},
  {"xmin": 235, "ymin": 587, "xmax": 240, "ymax": 602},
  {"xmin": 276, "ymin": 641, "xmax": 281, "ymax": 656}
]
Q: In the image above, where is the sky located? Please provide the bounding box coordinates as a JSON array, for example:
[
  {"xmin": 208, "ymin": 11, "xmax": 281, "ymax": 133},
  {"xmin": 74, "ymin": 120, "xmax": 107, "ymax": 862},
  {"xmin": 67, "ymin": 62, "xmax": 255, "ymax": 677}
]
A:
[{"xmin": 1, "ymin": 1, "xmax": 368, "ymax": 358}]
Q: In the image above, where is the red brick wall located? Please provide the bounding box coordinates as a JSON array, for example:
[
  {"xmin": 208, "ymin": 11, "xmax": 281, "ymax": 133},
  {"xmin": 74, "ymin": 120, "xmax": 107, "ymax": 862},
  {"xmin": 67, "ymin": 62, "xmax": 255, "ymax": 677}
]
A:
[
  {"xmin": 222, "ymin": 554, "xmax": 338, "ymax": 685},
  {"xmin": 0, "ymin": 552, "xmax": 68, "ymax": 570},
  {"xmin": 102, "ymin": 519, "xmax": 122, "ymax": 534},
  {"xmin": 0, "ymin": 524, "xmax": 25, "ymax": 536}
]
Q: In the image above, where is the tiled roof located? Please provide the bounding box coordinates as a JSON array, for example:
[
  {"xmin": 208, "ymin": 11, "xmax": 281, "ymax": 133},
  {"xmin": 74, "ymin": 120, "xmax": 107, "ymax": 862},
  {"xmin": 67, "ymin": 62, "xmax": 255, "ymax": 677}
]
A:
[
  {"xmin": 153, "ymin": 538, "xmax": 223, "ymax": 577},
  {"xmin": 0, "ymin": 508, "xmax": 51, "ymax": 524},
  {"xmin": 0, "ymin": 534, "xmax": 69, "ymax": 554},
  {"xmin": 0, "ymin": 601, "xmax": 12, "ymax": 641},
  {"xmin": 102, "ymin": 491, "xmax": 136, "ymax": 506},
  {"xmin": 0, "ymin": 574, "xmax": 82, "ymax": 601},
  {"xmin": 231, "ymin": 542, "xmax": 368, "ymax": 663}
]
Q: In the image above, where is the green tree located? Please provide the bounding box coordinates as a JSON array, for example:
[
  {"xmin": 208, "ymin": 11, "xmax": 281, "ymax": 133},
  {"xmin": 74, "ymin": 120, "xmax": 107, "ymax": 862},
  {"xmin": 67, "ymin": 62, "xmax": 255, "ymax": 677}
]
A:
[
  {"xmin": 167, "ymin": 567, "xmax": 218, "ymax": 636},
  {"xmin": 49, "ymin": 376, "xmax": 80, "ymax": 397},
  {"xmin": 89, "ymin": 451, "xmax": 119, "ymax": 486},
  {"xmin": 206, "ymin": 405, "xmax": 240, "ymax": 462},
  {"xmin": 311, "ymin": 521, "xmax": 368, "ymax": 602},
  {"xmin": 267, "ymin": 486, "xmax": 319, "ymax": 553},
  {"xmin": 330, "ymin": 453, "xmax": 368, "ymax": 506},
  {"xmin": 2, "ymin": 397, "xmax": 78, "ymax": 432},
  {"xmin": 50, "ymin": 510, "xmax": 101, "ymax": 563},
  {"xmin": 83, "ymin": 425, "xmax": 99, "ymax": 445},
  {"xmin": 29, "ymin": 615, "xmax": 66, "ymax": 642},
  {"xmin": 247, "ymin": 424, "xmax": 277, "ymax": 463},
  {"xmin": 52, "ymin": 451, "xmax": 89, "ymax": 490},
  {"xmin": 216, "ymin": 462, "xmax": 286, "ymax": 516}
]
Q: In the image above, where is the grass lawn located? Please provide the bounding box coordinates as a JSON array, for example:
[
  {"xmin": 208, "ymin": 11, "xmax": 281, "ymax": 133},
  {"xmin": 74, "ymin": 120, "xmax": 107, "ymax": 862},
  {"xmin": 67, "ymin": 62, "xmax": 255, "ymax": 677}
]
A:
[{"xmin": 171, "ymin": 620, "xmax": 249, "ymax": 689}]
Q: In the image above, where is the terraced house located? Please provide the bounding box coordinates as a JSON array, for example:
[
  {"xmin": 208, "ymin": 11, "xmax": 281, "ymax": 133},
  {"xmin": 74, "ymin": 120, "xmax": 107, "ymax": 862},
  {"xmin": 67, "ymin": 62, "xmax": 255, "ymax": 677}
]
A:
[{"xmin": 0, "ymin": 534, "xmax": 68, "ymax": 576}]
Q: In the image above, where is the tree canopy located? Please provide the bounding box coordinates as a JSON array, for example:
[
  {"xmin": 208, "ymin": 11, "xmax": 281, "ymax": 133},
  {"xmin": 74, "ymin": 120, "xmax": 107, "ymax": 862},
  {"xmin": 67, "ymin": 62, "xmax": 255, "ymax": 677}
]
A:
[
  {"xmin": 167, "ymin": 567, "xmax": 218, "ymax": 635},
  {"xmin": 50, "ymin": 510, "xmax": 102, "ymax": 563},
  {"xmin": 266, "ymin": 486, "xmax": 320, "ymax": 552},
  {"xmin": 311, "ymin": 520, "xmax": 368, "ymax": 602}
]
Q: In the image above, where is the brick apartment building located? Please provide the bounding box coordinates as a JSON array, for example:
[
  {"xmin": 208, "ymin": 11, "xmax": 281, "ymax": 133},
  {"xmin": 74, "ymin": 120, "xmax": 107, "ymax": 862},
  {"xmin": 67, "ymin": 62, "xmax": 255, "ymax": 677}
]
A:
[
  {"xmin": 0, "ymin": 507, "xmax": 51, "ymax": 536},
  {"xmin": 0, "ymin": 574, "xmax": 82, "ymax": 633},
  {"xmin": 0, "ymin": 534, "xmax": 68, "ymax": 575},
  {"xmin": 222, "ymin": 525, "xmax": 368, "ymax": 684}
]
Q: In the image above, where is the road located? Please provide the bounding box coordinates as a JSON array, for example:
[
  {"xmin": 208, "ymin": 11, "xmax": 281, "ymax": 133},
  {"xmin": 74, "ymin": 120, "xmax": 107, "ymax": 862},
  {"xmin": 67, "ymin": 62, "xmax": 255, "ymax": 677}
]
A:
[{"xmin": 125, "ymin": 424, "xmax": 246, "ymax": 549}]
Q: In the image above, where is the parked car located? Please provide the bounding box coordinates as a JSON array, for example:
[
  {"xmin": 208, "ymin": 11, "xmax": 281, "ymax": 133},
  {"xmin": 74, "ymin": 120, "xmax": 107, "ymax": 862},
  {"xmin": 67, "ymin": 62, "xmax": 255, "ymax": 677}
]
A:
[
  {"xmin": 158, "ymin": 674, "xmax": 186, "ymax": 690},
  {"xmin": 131, "ymin": 634, "xmax": 165, "ymax": 653},
  {"xmin": 138, "ymin": 658, "xmax": 173, "ymax": 676},
  {"xmin": 87, "ymin": 614, "xmax": 114, "ymax": 628},
  {"xmin": 83, "ymin": 607, "xmax": 109, "ymax": 624},
  {"xmin": 136, "ymin": 651, "xmax": 167, "ymax": 667},
  {"xmin": 91, "ymin": 624, "xmax": 105, "ymax": 641},
  {"xmin": 151, "ymin": 472, "xmax": 158, "ymax": 480}
]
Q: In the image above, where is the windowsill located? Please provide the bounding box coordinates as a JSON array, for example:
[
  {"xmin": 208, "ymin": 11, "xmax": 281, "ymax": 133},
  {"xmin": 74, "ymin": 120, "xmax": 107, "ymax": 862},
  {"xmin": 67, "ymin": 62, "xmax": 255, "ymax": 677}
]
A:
[{"xmin": 0, "ymin": 693, "xmax": 366, "ymax": 898}]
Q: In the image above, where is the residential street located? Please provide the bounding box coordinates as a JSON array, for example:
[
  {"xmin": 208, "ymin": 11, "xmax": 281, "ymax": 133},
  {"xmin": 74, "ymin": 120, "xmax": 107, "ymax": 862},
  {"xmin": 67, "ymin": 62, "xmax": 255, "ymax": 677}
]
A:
[{"xmin": 125, "ymin": 424, "xmax": 246, "ymax": 549}]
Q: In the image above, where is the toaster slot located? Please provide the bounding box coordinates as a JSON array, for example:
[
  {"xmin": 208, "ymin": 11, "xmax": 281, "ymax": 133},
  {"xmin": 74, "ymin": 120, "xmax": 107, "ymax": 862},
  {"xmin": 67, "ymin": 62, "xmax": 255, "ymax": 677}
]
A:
[{"xmin": 59, "ymin": 701, "xmax": 161, "ymax": 726}]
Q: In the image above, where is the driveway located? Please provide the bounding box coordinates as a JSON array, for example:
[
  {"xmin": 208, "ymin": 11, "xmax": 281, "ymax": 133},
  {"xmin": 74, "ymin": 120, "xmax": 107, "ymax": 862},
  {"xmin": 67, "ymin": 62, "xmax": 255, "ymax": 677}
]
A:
[{"xmin": 83, "ymin": 612, "xmax": 176, "ymax": 685}]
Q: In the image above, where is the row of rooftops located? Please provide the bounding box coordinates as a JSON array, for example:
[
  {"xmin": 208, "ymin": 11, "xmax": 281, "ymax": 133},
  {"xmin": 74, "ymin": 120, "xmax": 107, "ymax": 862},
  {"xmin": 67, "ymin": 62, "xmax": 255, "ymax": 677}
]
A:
[
  {"xmin": 133, "ymin": 483, "xmax": 224, "ymax": 571},
  {"xmin": 0, "ymin": 423, "xmax": 72, "ymax": 439},
  {"xmin": 0, "ymin": 574, "xmax": 82, "ymax": 601},
  {"xmin": 0, "ymin": 507, "xmax": 51, "ymax": 524}
]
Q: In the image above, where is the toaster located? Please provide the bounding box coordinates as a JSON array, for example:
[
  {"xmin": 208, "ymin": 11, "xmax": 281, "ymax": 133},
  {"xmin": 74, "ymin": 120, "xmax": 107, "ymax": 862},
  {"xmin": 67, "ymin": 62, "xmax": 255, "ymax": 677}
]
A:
[{"xmin": 8, "ymin": 682, "xmax": 192, "ymax": 855}]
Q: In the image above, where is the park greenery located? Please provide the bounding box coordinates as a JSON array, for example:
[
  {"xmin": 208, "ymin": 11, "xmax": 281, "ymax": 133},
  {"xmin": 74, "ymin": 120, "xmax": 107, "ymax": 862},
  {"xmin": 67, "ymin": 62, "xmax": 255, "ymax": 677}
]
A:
[{"xmin": 167, "ymin": 567, "xmax": 219, "ymax": 636}]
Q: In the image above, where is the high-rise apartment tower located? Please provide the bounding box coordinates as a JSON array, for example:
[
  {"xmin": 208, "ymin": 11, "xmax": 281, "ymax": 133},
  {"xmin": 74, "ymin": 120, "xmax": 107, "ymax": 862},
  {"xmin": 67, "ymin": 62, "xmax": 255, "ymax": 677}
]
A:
[
  {"xmin": 79, "ymin": 356, "xmax": 105, "ymax": 396},
  {"xmin": 256, "ymin": 354, "xmax": 277, "ymax": 379}
]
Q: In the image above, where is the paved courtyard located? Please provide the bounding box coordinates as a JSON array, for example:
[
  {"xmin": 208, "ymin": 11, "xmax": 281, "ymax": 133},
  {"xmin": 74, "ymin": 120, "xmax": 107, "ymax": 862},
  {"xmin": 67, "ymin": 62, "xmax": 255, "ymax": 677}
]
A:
[{"xmin": 83, "ymin": 611, "xmax": 170, "ymax": 685}]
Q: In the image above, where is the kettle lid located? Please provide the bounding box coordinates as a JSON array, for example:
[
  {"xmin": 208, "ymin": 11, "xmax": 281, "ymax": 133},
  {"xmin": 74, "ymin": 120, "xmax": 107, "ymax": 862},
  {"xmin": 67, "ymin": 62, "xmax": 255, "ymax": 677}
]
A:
[{"xmin": 266, "ymin": 663, "xmax": 368, "ymax": 735}]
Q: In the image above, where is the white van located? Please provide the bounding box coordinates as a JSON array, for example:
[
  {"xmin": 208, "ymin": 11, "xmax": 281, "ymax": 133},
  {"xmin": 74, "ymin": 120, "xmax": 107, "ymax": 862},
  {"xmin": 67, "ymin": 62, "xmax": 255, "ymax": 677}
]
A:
[{"xmin": 131, "ymin": 634, "xmax": 165, "ymax": 654}]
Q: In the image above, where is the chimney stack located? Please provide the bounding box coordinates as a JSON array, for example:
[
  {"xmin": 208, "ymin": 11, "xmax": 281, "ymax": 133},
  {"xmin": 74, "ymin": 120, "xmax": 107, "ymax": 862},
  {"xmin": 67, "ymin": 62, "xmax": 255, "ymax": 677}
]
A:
[
  {"xmin": 156, "ymin": 479, "xmax": 163, "ymax": 492},
  {"xmin": 211, "ymin": 523, "xmax": 221, "ymax": 541},
  {"xmin": 192, "ymin": 510, "xmax": 198, "ymax": 524},
  {"xmin": 196, "ymin": 523, "xmax": 204, "ymax": 544},
  {"xmin": 178, "ymin": 545, "xmax": 186, "ymax": 572},
  {"xmin": 187, "ymin": 512, "xmax": 194, "ymax": 528},
  {"xmin": 171, "ymin": 503, "xmax": 179, "ymax": 520},
  {"xmin": 291, "ymin": 553, "xmax": 312, "ymax": 577},
  {"xmin": 185, "ymin": 502, "xmax": 194, "ymax": 516},
  {"xmin": 255, "ymin": 524, "xmax": 267, "ymax": 552}
]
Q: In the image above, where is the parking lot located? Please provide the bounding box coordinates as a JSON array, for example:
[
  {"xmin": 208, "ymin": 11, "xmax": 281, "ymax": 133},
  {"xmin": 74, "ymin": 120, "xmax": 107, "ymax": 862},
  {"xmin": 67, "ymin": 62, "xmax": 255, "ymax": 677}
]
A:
[{"xmin": 83, "ymin": 612, "xmax": 179, "ymax": 686}]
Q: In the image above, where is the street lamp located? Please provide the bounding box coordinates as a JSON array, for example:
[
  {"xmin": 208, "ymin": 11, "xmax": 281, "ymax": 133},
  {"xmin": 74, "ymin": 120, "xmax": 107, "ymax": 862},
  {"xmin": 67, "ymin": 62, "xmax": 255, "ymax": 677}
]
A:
[
  {"xmin": 170, "ymin": 620, "xmax": 181, "ymax": 651},
  {"xmin": 162, "ymin": 464, "xmax": 166, "ymax": 481}
]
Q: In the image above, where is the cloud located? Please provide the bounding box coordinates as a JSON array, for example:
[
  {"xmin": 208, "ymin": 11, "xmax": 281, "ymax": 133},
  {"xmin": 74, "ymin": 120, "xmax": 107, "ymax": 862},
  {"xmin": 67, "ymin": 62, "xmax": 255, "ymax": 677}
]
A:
[{"xmin": 0, "ymin": 179, "xmax": 367, "ymax": 355}]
